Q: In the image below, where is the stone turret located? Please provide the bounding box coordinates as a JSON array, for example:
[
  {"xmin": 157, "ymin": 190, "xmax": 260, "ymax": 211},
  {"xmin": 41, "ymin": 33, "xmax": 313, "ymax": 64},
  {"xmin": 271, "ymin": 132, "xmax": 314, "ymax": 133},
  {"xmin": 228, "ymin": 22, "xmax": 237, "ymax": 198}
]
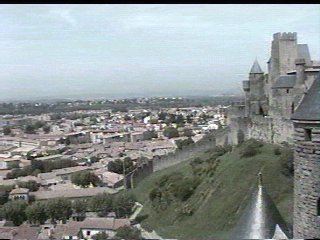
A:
[
  {"xmin": 244, "ymin": 60, "xmax": 265, "ymax": 116},
  {"xmin": 291, "ymin": 73, "xmax": 320, "ymax": 239}
]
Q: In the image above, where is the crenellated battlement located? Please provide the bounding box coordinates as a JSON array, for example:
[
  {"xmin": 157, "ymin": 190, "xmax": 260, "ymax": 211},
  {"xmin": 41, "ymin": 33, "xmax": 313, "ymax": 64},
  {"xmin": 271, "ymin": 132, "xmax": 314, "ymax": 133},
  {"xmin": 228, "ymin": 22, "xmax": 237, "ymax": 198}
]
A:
[{"xmin": 273, "ymin": 32, "xmax": 297, "ymax": 41}]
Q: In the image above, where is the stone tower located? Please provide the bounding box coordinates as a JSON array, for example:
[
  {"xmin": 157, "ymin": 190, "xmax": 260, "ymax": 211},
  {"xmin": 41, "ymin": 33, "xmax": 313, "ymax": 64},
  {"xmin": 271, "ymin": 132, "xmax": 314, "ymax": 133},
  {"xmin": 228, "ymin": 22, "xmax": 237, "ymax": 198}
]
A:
[
  {"xmin": 269, "ymin": 32, "xmax": 298, "ymax": 82},
  {"xmin": 291, "ymin": 73, "xmax": 320, "ymax": 239},
  {"xmin": 243, "ymin": 60, "xmax": 265, "ymax": 116},
  {"xmin": 268, "ymin": 32, "xmax": 298, "ymax": 108}
]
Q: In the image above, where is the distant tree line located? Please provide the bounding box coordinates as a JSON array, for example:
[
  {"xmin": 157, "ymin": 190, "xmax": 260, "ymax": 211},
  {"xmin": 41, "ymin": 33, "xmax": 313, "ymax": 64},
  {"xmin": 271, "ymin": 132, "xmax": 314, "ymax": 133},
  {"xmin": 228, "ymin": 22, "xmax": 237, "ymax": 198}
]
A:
[
  {"xmin": 0, "ymin": 96, "xmax": 244, "ymax": 116},
  {"xmin": 0, "ymin": 191, "xmax": 136, "ymax": 226}
]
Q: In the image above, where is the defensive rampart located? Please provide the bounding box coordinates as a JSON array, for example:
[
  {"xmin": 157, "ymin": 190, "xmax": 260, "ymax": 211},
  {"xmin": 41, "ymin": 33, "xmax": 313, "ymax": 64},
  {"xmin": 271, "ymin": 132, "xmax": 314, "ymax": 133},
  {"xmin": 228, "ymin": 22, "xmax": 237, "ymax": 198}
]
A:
[{"xmin": 128, "ymin": 127, "xmax": 230, "ymax": 188}]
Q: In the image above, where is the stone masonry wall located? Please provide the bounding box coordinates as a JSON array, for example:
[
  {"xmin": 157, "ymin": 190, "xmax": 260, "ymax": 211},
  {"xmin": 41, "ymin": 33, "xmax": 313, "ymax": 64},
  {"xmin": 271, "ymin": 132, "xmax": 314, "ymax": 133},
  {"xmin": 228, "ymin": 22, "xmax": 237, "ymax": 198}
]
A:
[
  {"xmin": 129, "ymin": 128, "xmax": 231, "ymax": 188},
  {"xmin": 293, "ymin": 122, "xmax": 320, "ymax": 239},
  {"xmin": 272, "ymin": 117, "xmax": 294, "ymax": 145},
  {"xmin": 248, "ymin": 115, "xmax": 273, "ymax": 143}
]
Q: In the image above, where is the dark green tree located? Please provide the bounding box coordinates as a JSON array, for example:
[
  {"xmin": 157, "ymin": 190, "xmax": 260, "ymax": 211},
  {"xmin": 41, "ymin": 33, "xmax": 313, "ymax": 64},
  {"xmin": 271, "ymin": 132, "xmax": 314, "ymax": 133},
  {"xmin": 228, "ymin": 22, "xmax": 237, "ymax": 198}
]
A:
[
  {"xmin": 112, "ymin": 192, "xmax": 136, "ymax": 218},
  {"xmin": 72, "ymin": 199, "xmax": 87, "ymax": 220},
  {"xmin": 3, "ymin": 126, "xmax": 11, "ymax": 135},
  {"xmin": 89, "ymin": 192, "xmax": 113, "ymax": 216},
  {"xmin": 45, "ymin": 198, "xmax": 72, "ymax": 223},
  {"xmin": 24, "ymin": 125, "xmax": 36, "ymax": 134},
  {"xmin": 143, "ymin": 130, "xmax": 158, "ymax": 140},
  {"xmin": 107, "ymin": 158, "xmax": 134, "ymax": 175},
  {"xmin": 115, "ymin": 226, "xmax": 142, "ymax": 240},
  {"xmin": 1, "ymin": 200, "xmax": 28, "ymax": 225},
  {"xmin": 92, "ymin": 232, "xmax": 109, "ymax": 240},
  {"xmin": 163, "ymin": 126, "xmax": 179, "ymax": 139},
  {"xmin": 71, "ymin": 171, "xmax": 101, "ymax": 188},
  {"xmin": 17, "ymin": 180, "xmax": 40, "ymax": 192},
  {"xmin": 42, "ymin": 125, "xmax": 51, "ymax": 134},
  {"xmin": 25, "ymin": 201, "xmax": 47, "ymax": 224},
  {"xmin": 34, "ymin": 121, "xmax": 45, "ymax": 129}
]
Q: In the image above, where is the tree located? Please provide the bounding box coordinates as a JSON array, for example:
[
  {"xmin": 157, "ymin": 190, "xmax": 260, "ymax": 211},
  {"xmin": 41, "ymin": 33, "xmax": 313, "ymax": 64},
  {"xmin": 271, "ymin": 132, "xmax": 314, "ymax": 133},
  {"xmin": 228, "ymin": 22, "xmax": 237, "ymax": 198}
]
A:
[
  {"xmin": 42, "ymin": 125, "xmax": 51, "ymax": 134},
  {"xmin": 34, "ymin": 121, "xmax": 45, "ymax": 129},
  {"xmin": 72, "ymin": 199, "xmax": 87, "ymax": 220},
  {"xmin": 115, "ymin": 226, "xmax": 142, "ymax": 240},
  {"xmin": 175, "ymin": 137, "xmax": 194, "ymax": 150},
  {"xmin": 1, "ymin": 200, "xmax": 28, "ymax": 225},
  {"xmin": 112, "ymin": 192, "xmax": 136, "ymax": 218},
  {"xmin": 25, "ymin": 201, "xmax": 47, "ymax": 224},
  {"xmin": 92, "ymin": 232, "xmax": 109, "ymax": 240},
  {"xmin": 143, "ymin": 130, "xmax": 158, "ymax": 140},
  {"xmin": 89, "ymin": 192, "xmax": 113, "ymax": 216},
  {"xmin": 107, "ymin": 158, "xmax": 134, "ymax": 175},
  {"xmin": 45, "ymin": 198, "xmax": 72, "ymax": 223},
  {"xmin": 183, "ymin": 128, "xmax": 195, "ymax": 137},
  {"xmin": 163, "ymin": 126, "xmax": 179, "ymax": 139},
  {"xmin": 24, "ymin": 125, "xmax": 36, "ymax": 134},
  {"xmin": 17, "ymin": 180, "xmax": 40, "ymax": 192},
  {"xmin": 7, "ymin": 161, "xmax": 20, "ymax": 169},
  {"xmin": 71, "ymin": 171, "xmax": 101, "ymax": 188},
  {"xmin": 3, "ymin": 126, "xmax": 11, "ymax": 135},
  {"xmin": 186, "ymin": 115, "xmax": 192, "ymax": 124}
]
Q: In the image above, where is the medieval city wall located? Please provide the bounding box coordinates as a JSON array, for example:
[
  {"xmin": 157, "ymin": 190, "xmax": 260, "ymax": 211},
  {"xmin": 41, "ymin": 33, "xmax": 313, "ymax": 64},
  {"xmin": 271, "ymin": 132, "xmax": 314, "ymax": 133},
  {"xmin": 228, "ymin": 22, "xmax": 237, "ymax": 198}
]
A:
[
  {"xmin": 129, "ymin": 128, "xmax": 230, "ymax": 188},
  {"xmin": 248, "ymin": 115, "xmax": 273, "ymax": 143},
  {"xmin": 228, "ymin": 117, "xmax": 249, "ymax": 145},
  {"xmin": 272, "ymin": 117, "xmax": 294, "ymax": 145}
]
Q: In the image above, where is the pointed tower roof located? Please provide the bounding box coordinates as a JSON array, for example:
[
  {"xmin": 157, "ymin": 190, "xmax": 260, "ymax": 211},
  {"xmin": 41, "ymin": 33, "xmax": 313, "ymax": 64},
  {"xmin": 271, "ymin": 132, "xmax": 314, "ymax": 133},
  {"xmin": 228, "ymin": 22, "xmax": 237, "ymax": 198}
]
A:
[
  {"xmin": 230, "ymin": 172, "xmax": 291, "ymax": 239},
  {"xmin": 291, "ymin": 72, "xmax": 320, "ymax": 121},
  {"xmin": 250, "ymin": 60, "xmax": 264, "ymax": 74}
]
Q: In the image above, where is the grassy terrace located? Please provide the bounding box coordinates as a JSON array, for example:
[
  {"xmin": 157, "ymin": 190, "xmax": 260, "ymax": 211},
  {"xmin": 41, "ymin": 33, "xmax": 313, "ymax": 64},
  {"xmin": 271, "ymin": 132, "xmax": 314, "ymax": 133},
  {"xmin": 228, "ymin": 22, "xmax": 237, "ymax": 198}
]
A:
[{"xmin": 130, "ymin": 140, "xmax": 293, "ymax": 240}]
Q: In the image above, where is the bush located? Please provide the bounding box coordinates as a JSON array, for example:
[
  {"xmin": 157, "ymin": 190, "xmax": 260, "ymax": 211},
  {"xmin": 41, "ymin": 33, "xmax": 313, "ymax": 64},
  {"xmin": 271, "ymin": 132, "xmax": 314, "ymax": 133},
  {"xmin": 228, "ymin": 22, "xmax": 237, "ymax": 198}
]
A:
[
  {"xmin": 173, "ymin": 179, "xmax": 198, "ymax": 201},
  {"xmin": 115, "ymin": 226, "xmax": 142, "ymax": 240},
  {"xmin": 190, "ymin": 157, "xmax": 203, "ymax": 168},
  {"xmin": 274, "ymin": 147, "xmax": 281, "ymax": 155},
  {"xmin": 241, "ymin": 145, "xmax": 258, "ymax": 158},
  {"xmin": 240, "ymin": 139, "xmax": 263, "ymax": 158}
]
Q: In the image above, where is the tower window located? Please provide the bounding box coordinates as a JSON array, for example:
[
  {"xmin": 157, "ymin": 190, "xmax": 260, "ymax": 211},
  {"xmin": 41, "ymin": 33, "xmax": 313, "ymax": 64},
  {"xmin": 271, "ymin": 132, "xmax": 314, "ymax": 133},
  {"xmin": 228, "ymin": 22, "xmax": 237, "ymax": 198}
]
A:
[
  {"xmin": 304, "ymin": 128, "xmax": 312, "ymax": 141},
  {"xmin": 317, "ymin": 198, "xmax": 320, "ymax": 216},
  {"xmin": 286, "ymin": 89, "xmax": 289, "ymax": 93}
]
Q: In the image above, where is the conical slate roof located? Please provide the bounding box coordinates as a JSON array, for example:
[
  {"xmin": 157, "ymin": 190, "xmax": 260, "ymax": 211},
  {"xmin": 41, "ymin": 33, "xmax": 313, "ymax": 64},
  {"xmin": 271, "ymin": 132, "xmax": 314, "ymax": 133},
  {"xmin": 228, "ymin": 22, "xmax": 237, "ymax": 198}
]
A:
[
  {"xmin": 230, "ymin": 173, "xmax": 291, "ymax": 239},
  {"xmin": 250, "ymin": 60, "xmax": 264, "ymax": 74},
  {"xmin": 291, "ymin": 72, "xmax": 320, "ymax": 121}
]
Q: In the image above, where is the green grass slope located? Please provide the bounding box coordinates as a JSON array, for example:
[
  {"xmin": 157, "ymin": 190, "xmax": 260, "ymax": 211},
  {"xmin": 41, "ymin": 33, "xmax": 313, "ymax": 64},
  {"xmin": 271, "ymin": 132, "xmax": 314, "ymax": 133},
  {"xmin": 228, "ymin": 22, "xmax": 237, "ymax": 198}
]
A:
[{"xmin": 131, "ymin": 140, "xmax": 293, "ymax": 240}]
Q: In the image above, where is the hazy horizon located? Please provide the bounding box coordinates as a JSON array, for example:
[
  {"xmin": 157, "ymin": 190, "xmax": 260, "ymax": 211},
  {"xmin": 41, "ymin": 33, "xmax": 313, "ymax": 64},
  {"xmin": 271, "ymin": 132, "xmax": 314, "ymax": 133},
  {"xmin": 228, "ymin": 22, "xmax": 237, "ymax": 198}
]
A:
[{"xmin": 1, "ymin": 4, "xmax": 320, "ymax": 101}]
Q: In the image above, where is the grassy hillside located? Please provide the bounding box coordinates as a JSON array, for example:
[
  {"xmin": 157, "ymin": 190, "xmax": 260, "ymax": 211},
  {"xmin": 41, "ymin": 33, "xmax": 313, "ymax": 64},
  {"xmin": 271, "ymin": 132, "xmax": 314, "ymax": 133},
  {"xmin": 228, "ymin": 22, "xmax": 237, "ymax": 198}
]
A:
[{"xmin": 130, "ymin": 140, "xmax": 293, "ymax": 240}]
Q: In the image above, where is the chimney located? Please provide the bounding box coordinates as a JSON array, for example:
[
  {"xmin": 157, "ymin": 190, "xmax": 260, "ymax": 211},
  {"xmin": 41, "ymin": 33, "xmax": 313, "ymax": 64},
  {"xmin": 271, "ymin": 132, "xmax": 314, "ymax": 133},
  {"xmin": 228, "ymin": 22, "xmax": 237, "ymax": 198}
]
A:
[{"xmin": 295, "ymin": 58, "xmax": 306, "ymax": 87}]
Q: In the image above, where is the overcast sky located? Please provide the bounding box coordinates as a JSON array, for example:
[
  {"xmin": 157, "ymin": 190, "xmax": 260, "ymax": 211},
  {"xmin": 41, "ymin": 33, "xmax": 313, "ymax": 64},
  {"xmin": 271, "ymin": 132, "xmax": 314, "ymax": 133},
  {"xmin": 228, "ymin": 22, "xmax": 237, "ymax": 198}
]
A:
[{"xmin": 1, "ymin": 4, "xmax": 320, "ymax": 101}]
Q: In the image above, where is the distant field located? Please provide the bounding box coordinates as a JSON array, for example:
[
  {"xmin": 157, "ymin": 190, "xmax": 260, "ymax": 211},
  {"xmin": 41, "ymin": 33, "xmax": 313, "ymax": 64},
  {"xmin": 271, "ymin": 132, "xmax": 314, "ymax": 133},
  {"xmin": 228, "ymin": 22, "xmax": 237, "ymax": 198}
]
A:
[{"xmin": 131, "ymin": 140, "xmax": 293, "ymax": 240}]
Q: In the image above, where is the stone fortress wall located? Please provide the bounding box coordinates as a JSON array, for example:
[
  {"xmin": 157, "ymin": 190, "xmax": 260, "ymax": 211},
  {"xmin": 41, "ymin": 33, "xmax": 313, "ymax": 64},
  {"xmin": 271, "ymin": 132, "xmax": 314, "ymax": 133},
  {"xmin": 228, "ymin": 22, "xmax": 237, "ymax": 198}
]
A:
[
  {"xmin": 226, "ymin": 32, "xmax": 320, "ymax": 147},
  {"xmin": 227, "ymin": 32, "xmax": 320, "ymax": 239},
  {"xmin": 127, "ymin": 127, "xmax": 230, "ymax": 188}
]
